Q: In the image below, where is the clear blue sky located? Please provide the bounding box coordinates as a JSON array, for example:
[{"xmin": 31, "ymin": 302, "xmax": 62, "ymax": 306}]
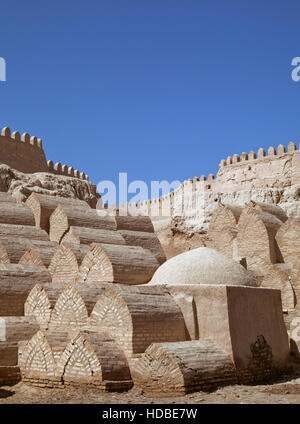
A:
[{"xmin": 0, "ymin": 0, "xmax": 300, "ymax": 200}]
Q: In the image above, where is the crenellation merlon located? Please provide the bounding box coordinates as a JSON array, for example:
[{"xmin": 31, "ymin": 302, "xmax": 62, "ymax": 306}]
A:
[
  {"xmin": 134, "ymin": 140, "xmax": 300, "ymax": 217},
  {"xmin": 219, "ymin": 142, "xmax": 299, "ymax": 168},
  {"xmin": 0, "ymin": 126, "xmax": 89, "ymax": 181}
]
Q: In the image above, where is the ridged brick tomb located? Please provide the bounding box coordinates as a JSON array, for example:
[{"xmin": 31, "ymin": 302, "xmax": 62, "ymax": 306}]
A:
[
  {"xmin": 49, "ymin": 204, "xmax": 116, "ymax": 243},
  {"xmin": 133, "ymin": 340, "xmax": 237, "ymax": 396},
  {"xmin": 50, "ymin": 284, "xmax": 104, "ymax": 328},
  {"xmin": 48, "ymin": 243, "xmax": 90, "ymax": 284},
  {"xmin": 0, "ymin": 125, "xmax": 297, "ymax": 395},
  {"xmin": 26, "ymin": 193, "xmax": 91, "ymax": 232},
  {"xmin": 25, "ymin": 283, "xmax": 104, "ymax": 328},
  {"xmin": 0, "ymin": 317, "xmax": 39, "ymax": 385},
  {"xmin": 78, "ymin": 243, "xmax": 160, "ymax": 285},
  {"xmin": 62, "ymin": 227, "xmax": 166, "ymax": 266},
  {"xmin": 61, "ymin": 226, "xmax": 125, "ymax": 246},
  {"xmin": 0, "ymin": 264, "xmax": 51, "ymax": 315},
  {"xmin": 148, "ymin": 247, "xmax": 291, "ymax": 386},
  {"xmin": 0, "ymin": 223, "xmax": 49, "ymax": 241},
  {"xmin": 0, "ymin": 237, "xmax": 58, "ymax": 266},
  {"xmin": 19, "ymin": 329, "xmax": 132, "ymax": 390},
  {"xmin": 0, "ymin": 202, "xmax": 35, "ymax": 226},
  {"xmin": 207, "ymin": 202, "xmax": 243, "ymax": 258},
  {"xmin": 89, "ymin": 284, "xmax": 186, "ymax": 357}
]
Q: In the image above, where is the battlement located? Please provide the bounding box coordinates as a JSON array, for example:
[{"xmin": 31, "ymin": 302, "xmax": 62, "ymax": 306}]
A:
[
  {"xmin": 0, "ymin": 126, "xmax": 89, "ymax": 181},
  {"xmin": 0, "ymin": 126, "xmax": 47, "ymax": 173},
  {"xmin": 127, "ymin": 139, "xmax": 300, "ymax": 218},
  {"xmin": 215, "ymin": 140, "xmax": 300, "ymax": 193},
  {"xmin": 116, "ymin": 176, "xmax": 214, "ymax": 219},
  {"xmin": 218, "ymin": 141, "xmax": 298, "ymax": 168},
  {"xmin": 46, "ymin": 160, "xmax": 89, "ymax": 181}
]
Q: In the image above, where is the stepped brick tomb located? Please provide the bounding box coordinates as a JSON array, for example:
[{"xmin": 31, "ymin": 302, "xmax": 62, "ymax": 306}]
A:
[{"xmin": 0, "ymin": 125, "xmax": 300, "ymax": 397}]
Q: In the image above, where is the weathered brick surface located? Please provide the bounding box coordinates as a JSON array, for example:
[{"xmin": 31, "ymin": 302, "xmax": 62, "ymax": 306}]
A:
[
  {"xmin": 115, "ymin": 215, "xmax": 154, "ymax": 233},
  {"xmin": 78, "ymin": 243, "xmax": 160, "ymax": 285},
  {"xmin": 0, "ymin": 366, "xmax": 20, "ymax": 385},
  {"xmin": 50, "ymin": 284, "xmax": 103, "ymax": 328},
  {"xmin": 0, "ymin": 317, "xmax": 39, "ymax": 366},
  {"xmin": 48, "ymin": 243, "xmax": 89, "ymax": 284},
  {"xmin": 0, "ymin": 202, "xmax": 35, "ymax": 226},
  {"xmin": 250, "ymin": 201, "xmax": 287, "ymax": 223},
  {"xmin": 165, "ymin": 284, "xmax": 290, "ymax": 381},
  {"xmin": 0, "ymin": 133, "xmax": 47, "ymax": 174},
  {"xmin": 133, "ymin": 340, "xmax": 237, "ymax": 396},
  {"xmin": 0, "ymin": 223, "xmax": 49, "ymax": 241},
  {"xmin": 26, "ymin": 193, "xmax": 90, "ymax": 233},
  {"xmin": 276, "ymin": 217, "xmax": 300, "ymax": 271},
  {"xmin": 0, "ymin": 141, "xmax": 294, "ymax": 394},
  {"xmin": 0, "ymin": 264, "xmax": 51, "ymax": 315},
  {"xmin": 118, "ymin": 230, "xmax": 166, "ymax": 265},
  {"xmin": 25, "ymin": 283, "xmax": 104, "ymax": 328},
  {"xmin": 90, "ymin": 284, "xmax": 186, "ymax": 357},
  {"xmin": 19, "ymin": 328, "xmax": 132, "ymax": 389},
  {"xmin": 49, "ymin": 205, "xmax": 117, "ymax": 243},
  {"xmin": 0, "ymin": 237, "xmax": 58, "ymax": 266},
  {"xmin": 0, "ymin": 193, "xmax": 17, "ymax": 203},
  {"xmin": 61, "ymin": 226, "xmax": 125, "ymax": 246},
  {"xmin": 207, "ymin": 202, "xmax": 242, "ymax": 258},
  {"xmin": 237, "ymin": 204, "xmax": 283, "ymax": 270}
]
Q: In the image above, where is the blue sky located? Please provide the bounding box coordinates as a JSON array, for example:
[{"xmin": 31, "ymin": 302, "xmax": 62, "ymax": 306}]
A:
[{"xmin": 0, "ymin": 0, "xmax": 300, "ymax": 201}]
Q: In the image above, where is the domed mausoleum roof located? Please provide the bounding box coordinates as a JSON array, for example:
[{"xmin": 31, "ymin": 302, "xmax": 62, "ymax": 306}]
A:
[{"xmin": 149, "ymin": 247, "xmax": 257, "ymax": 287}]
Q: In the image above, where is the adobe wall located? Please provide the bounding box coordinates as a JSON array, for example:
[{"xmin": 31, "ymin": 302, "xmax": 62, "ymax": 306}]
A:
[
  {"xmin": 214, "ymin": 142, "xmax": 300, "ymax": 192},
  {"xmin": 0, "ymin": 127, "xmax": 47, "ymax": 174},
  {"xmin": 0, "ymin": 126, "xmax": 89, "ymax": 181},
  {"xmin": 129, "ymin": 141, "xmax": 300, "ymax": 229},
  {"xmin": 166, "ymin": 284, "xmax": 290, "ymax": 383}
]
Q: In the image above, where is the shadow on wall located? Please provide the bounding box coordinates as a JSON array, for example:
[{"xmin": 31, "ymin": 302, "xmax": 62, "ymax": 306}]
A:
[{"xmin": 0, "ymin": 389, "xmax": 14, "ymax": 398}]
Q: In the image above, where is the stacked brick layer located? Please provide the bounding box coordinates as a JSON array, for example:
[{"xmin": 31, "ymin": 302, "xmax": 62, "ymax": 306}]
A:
[{"xmin": 0, "ymin": 190, "xmax": 294, "ymax": 394}]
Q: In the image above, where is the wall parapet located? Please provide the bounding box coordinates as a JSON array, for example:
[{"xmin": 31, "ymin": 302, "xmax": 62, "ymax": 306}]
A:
[
  {"xmin": 0, "ymin": 126, "xmax": 47, "ymax": 174},
  {"xmin": 1, "ymin": 126, "xmax": 44, "ymax": 149},
  {"xmin": 0, "ymin": 126, "xmax": 89, "ymax": 181},
  {"xmin": 123, "ymin": 139, "xmax": 300, "ymax": 218},
  {"xmin": 120, "ymin": 175, "xmax": 215, "ymax": 218},
  {"xmin": 46, "ymin": 160, "xmax": 89, "ymax": 181},
  {"xmin": 219, "ymin": 142, "xmax": 298, "ymax": 168}
]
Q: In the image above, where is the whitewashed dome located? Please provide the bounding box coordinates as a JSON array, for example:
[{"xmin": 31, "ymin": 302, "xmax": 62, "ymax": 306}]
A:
[{"xmin": 149, "ymin": 247, "xmax": 257, "ymax": 286}]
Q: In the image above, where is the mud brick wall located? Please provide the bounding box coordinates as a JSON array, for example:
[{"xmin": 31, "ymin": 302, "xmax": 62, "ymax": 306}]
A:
[
  {"xmin": 78, "ymin": 243, "xmax": 160, "ymax": 285},
  {"xmin": 0, "ymin": 128, "xmax": 47, "ymax": 174},
  {"xmin": 132, "ymin": 340, "xmax": 237, "ymax": 396},
  {"xmin": 90, "ymin": 285, "xmax": 186, "ymax": 357},
  {"xmin": 0, "ymin": 264, "xmax": 51, "ymax": 315},
  {"xmin": 19, "ymin": 329, "xmax": 132, "ymax": 389},
  {"xmin": 0, "ymin": 366, "xmax": 20, "ymax": 386}
]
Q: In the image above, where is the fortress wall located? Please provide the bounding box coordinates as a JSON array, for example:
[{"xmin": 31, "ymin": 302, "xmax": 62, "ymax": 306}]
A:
[
  {"xmin": 0, "ymin": 127, "xmax": 47, "ymax": 174},
  {"xmin": 134, "ymin": 178, "xmax": 210, "ymax": 219},
  {"xmin": 46, "ymin": 160, "xmax": 89, "ymax": 181},
  {"xmin": 132, "ymin": 141, "xmax": 300, "ymax": 224},
  {"xmin": 213, "ymin": 143, "xmax": 299, "ymax": 192},
  {"xmin": 291, "ymin": 151, "xmax": 300, "ymax": 185},
  {"xmin": 0, "ymin": 127, "xmax": 89, "ymax": 181}
]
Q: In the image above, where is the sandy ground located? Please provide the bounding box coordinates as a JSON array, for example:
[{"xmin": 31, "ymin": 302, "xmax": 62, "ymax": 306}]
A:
[{"xmin": 1, "ymin": 374, "xmax": 300, "ymax": 404}]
